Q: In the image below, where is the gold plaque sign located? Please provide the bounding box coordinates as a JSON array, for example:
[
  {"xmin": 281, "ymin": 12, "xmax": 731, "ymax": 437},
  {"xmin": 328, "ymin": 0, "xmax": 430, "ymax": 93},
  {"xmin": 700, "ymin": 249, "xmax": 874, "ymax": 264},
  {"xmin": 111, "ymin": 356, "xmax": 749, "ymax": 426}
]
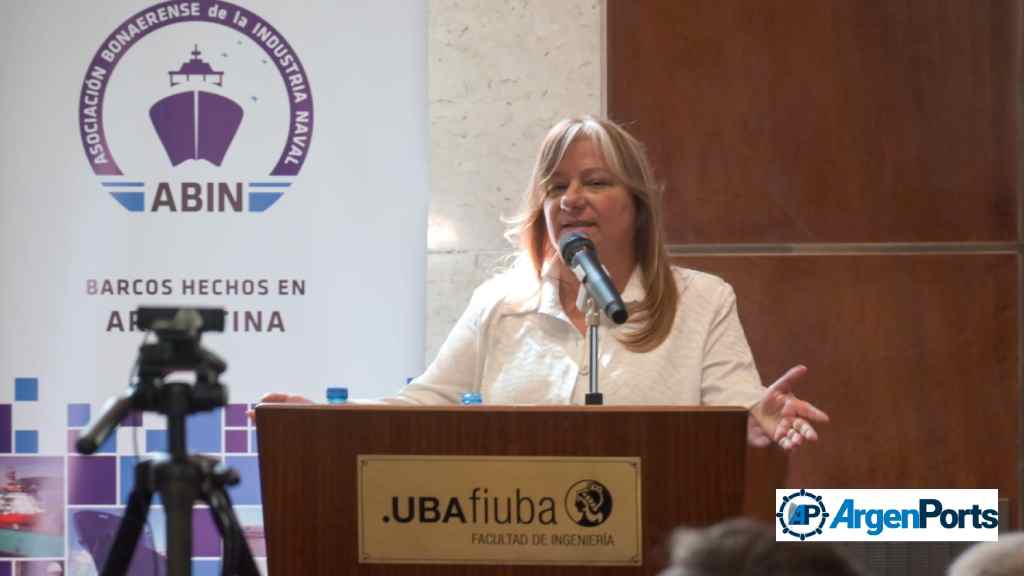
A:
[{"xmin": 357, "ymin": 455, "xmax": 642, "ymax": 565}]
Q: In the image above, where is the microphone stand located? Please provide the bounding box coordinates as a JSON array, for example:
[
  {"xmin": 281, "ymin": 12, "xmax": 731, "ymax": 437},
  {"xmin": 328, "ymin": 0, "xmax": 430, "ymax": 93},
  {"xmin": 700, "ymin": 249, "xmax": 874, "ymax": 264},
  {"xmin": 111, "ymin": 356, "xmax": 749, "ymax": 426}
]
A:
[{"xmin": 584, "ymin": 295, "xmax": 604, "ymax": 405}]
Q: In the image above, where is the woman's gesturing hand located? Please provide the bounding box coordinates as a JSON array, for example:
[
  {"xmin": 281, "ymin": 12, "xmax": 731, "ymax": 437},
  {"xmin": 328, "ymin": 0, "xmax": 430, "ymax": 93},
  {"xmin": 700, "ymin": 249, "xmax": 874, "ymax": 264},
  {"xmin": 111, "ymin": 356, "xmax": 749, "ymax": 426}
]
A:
[{"xmin": 749, "ymin": 365, "xmax": 830, "ymax": 451}]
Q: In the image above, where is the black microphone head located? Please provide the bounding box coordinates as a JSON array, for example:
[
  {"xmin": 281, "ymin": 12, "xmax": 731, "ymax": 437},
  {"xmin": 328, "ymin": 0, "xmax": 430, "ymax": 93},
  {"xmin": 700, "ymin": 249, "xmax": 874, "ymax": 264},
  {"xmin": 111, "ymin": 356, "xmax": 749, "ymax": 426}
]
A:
[
  {"xmin": 558, "ymin": 231, "xmax": 594, "ymax": 263},
  {"xmin": 608, "ymin": 305, "xmax": 628, "ymax": 325}
]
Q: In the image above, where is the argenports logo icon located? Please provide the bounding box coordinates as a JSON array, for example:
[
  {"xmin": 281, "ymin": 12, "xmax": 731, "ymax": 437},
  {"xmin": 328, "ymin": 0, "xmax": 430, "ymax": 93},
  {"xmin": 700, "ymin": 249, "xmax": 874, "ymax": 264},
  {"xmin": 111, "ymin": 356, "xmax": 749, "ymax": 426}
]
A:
[
  {"xmin": 78, "ymin": 1, "xmax": 313, "ymax": 213},
  {"xmin": 777, "ymin": 489, "xmax": 829, "ymax": 541}
]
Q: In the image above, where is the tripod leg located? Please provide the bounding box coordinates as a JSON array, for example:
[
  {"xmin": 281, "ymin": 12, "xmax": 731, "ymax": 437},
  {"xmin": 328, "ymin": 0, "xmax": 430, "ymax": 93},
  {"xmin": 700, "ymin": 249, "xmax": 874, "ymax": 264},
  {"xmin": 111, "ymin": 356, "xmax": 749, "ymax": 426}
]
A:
[
  {"xmin": 101, "ymin": 463, "xmax": 155, "ymax": 576},
  {"xmin": 160, "ymin": 464, "xmax": 201, "ymax": 576},
  {"xmin": 204, "ymin": 487, "xmax": 261, "ymax": 576}
]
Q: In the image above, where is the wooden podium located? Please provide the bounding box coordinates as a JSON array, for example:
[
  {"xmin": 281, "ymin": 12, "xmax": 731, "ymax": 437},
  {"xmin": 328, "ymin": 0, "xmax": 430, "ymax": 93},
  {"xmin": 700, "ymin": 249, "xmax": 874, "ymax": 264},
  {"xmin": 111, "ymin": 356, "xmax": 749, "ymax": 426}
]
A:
[{"xmin": 256, "ymin": 404, "xmax": 748, "ymax": 575}]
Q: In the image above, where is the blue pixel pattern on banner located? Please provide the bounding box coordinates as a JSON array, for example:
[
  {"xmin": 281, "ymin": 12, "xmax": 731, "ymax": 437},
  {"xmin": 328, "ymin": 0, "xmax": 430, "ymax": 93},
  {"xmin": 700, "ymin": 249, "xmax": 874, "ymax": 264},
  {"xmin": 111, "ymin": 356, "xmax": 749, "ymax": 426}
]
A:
[{"xmin": 0, "ymin": 377, "xmax": 266, "ymax": 574}]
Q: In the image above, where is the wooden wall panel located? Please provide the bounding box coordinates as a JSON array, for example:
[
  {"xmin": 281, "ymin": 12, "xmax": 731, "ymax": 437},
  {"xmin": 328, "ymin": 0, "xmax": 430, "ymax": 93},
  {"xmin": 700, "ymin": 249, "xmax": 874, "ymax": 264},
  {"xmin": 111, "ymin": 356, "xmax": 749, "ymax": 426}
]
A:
[
  {"xmin": 677, "ymin": 254, "xmax": 1019, "ymax": 522},
  {"xmin": 610, "ymin": 0, "xmax": 1023, "ymax": 540},
  {"xmin": 609, "ymin": 0, "xmax": 1018, "ymax": 243}
]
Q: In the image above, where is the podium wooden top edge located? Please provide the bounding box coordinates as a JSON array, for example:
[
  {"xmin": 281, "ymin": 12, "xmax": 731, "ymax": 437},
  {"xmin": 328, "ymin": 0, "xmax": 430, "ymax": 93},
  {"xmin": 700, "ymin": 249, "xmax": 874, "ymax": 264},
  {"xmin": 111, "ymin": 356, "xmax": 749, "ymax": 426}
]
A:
[{"xmin": 254, "ymin": 403, "xmax": 749, "ymax": 414}]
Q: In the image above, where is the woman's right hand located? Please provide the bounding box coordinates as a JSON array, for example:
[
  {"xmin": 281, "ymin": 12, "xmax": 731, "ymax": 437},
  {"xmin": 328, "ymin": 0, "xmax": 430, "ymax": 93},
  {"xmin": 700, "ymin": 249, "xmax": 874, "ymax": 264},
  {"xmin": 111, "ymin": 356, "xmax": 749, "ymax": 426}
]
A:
[
  {"xmin": 258, "ymin": 393, "xmax": 314, "ymax": 404},
  {"xmin": 248, "ymin": 392, "xmax": 315, "ymax": 422}
]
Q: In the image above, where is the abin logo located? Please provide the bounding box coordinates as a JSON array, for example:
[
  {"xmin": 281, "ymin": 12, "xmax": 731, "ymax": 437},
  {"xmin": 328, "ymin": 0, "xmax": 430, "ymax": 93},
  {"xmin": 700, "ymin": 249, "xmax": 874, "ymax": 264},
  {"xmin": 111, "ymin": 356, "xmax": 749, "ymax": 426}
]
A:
[
  {"xmin": 777, "ymin": 489, "xmax": 829, "ymax": 540},
  {"xmin": 78, "ymin": 1, "xmax": 313, "ymax": 213},
  {"xmin": 565, "ymin": 480, "xmax": 613, "ymax": 527}
]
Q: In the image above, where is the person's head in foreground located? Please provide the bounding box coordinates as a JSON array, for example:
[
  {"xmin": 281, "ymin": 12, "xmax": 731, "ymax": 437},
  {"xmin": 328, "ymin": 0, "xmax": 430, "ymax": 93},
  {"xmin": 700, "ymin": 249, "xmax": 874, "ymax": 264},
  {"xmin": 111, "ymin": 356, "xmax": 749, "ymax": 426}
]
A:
[
  {"xmin": 947, "ymin": 532, "xmax": 1024, "ymax": 576},
  {"xmin": 659, "ymin": 518, "xmax": 866, "ymax": 576}
]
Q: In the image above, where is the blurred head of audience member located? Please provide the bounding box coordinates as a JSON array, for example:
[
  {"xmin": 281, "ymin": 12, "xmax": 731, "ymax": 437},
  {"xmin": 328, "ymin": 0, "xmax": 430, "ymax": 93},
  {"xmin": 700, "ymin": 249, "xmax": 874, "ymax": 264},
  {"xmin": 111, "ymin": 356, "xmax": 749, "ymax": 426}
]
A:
[
  {"xmin": 947, "ymin": 532, "xmax": 1024, "ymax": 576},
  {"xmin": 659, "ymin": 518, "xmax": 866, "ymax": 576}
]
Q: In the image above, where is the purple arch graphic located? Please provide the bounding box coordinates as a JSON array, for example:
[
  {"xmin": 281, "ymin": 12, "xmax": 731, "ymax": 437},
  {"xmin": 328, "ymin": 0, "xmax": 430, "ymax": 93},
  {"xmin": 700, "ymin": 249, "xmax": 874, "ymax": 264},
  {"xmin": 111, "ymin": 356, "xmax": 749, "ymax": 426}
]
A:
[{"xmin": 78, "ymin": 0, "xmax": 314, "ymax": 176}]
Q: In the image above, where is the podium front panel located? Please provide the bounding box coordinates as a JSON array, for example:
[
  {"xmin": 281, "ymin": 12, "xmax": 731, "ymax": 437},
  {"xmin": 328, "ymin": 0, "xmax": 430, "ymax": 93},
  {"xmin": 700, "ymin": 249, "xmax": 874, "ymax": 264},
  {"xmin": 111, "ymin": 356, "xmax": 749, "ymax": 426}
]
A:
[{"xmin": 256, "ymin": 404, "xmax": 747, "ymax": 575}]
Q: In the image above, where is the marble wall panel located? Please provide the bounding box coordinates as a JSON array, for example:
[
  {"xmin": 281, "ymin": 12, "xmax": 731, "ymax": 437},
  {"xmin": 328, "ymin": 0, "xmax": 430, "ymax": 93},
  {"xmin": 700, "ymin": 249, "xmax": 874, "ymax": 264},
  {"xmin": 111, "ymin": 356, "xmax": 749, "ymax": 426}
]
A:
[{"xmin": 426, "ymin": 0, "xmax": 603, "ymax": 359}]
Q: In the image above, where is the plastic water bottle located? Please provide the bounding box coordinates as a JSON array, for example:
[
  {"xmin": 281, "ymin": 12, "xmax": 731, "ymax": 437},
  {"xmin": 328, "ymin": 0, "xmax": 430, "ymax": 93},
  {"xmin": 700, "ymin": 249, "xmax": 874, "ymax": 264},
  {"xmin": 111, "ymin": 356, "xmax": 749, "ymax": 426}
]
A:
[
  {"xmin": 326, "ymin": 387, "xmax": 349, "ymax": 404},
  {"xmin": 461, "ymin": 392, "xmax": 482, "ymax": 405}
]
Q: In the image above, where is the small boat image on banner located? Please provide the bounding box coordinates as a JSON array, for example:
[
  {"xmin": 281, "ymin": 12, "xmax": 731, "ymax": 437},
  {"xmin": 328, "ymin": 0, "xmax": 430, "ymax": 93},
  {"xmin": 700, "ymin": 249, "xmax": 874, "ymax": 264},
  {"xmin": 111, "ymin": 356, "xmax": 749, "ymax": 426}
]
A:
[{"xmin": 0, "ymin": 468, "xmax": 44, "ymax": 530}]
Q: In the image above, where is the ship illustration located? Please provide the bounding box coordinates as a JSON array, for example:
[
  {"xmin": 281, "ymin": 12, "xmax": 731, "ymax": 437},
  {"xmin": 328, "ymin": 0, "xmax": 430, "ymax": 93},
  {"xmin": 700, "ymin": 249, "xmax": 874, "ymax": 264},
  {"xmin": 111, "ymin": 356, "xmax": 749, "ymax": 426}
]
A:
[
  {"xmin": 149, "ymin": 45, "xmax": 244, "ymax": 167},
  {"xmin": 72, "ymin": 510, "xmax": 167, "ymax": 576},
  {"xmin": 0, "ymin": 468, "xmax": 44, "ymax": 530}
]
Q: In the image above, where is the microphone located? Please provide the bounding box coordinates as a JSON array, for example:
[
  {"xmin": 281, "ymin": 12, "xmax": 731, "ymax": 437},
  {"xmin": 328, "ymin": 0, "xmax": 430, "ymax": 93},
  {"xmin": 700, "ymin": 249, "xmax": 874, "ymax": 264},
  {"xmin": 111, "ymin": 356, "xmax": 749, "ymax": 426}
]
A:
[{"xmin": 558, "ymin": 232, "xmax": 629, "ymax": 324}]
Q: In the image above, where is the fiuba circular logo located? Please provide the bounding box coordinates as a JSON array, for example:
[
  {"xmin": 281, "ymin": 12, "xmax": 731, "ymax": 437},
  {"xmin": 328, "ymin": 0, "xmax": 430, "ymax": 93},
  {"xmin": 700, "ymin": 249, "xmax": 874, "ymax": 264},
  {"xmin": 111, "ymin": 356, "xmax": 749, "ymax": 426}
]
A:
[
  {"xmin": 777, "ymin": 489, "xmax": 829, "ymax": 540},
  {"xmin": 565, "ymin": 480, "xmax": 613, "ymax": 527},
  {"xmin": 78, "ymin": 1, "xmax": 313, "ymax": 213}
]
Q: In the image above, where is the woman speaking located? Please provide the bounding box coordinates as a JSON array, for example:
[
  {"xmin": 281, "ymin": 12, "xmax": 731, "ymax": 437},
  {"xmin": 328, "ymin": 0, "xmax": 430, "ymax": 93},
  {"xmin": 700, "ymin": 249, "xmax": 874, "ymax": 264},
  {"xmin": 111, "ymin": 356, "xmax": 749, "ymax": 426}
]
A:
[{"xmin": 262, "ymin": 115, "xmax": 828, "ymax": 451}]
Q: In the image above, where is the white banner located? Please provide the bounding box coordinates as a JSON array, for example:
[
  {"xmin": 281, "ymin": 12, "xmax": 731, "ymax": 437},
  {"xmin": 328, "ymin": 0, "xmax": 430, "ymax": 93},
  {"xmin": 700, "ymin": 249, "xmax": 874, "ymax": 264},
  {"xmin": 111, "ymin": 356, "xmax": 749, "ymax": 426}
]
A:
[
  {"xmin": 775, "ymin": 489, "xmax": 999, "ymax": 542},
  {"xmin": 0, "ymin": 1, "xmax": 427, "ymax": 573}
]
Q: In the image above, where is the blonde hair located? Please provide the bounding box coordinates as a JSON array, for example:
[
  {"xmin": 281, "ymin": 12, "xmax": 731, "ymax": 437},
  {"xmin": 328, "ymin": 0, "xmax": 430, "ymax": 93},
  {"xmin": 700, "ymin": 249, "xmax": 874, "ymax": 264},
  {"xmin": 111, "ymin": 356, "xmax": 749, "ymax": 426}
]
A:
[{"xmin": 505, "ymin": 116, "xmax": 678, "ymax": 352}]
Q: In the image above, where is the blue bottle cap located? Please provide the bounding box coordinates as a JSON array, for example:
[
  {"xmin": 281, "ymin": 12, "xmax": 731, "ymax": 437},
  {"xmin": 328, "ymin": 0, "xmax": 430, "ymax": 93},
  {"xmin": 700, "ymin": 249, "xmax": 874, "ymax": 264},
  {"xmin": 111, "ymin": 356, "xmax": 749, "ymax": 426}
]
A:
[
  {"xmin": 326, "ymin": 387, "xmax": 349, "ymax": 403},
  {"xmin": 461, "ymin": 392, "xmax": 482, "ymax": 405}
]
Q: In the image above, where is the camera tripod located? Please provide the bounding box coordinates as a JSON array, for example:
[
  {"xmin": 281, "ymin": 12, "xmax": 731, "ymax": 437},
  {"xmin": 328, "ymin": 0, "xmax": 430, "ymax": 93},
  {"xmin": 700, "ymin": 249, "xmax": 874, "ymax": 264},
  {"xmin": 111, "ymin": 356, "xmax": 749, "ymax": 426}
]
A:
[{"xmin": 78, "ymin": 308, "xmax": 260, "ymax": 576}]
